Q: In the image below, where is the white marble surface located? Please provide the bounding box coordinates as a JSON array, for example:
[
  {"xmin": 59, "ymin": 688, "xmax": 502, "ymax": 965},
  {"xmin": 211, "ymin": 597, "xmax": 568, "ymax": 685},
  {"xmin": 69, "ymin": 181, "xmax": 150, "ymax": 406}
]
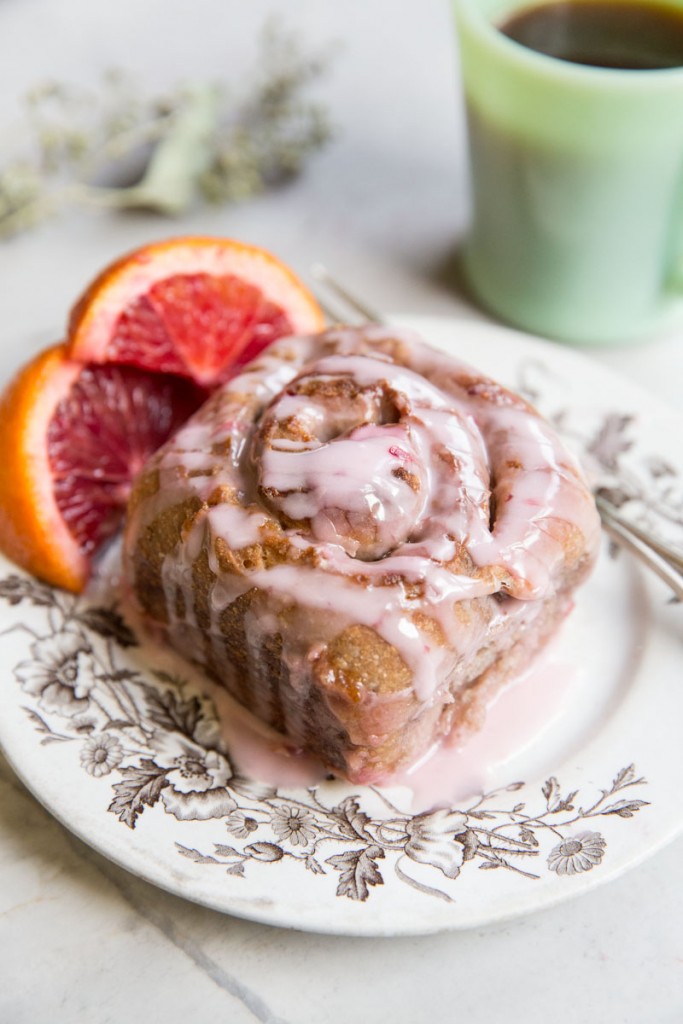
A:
[{"xmin": 0, "ymin": 0, "xmax": 682, "ymax": 1020}]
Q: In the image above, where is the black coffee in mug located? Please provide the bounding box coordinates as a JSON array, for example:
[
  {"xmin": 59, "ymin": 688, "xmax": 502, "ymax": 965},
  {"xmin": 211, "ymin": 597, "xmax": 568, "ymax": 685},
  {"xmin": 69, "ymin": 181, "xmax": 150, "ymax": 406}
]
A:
[{"xmin": 500, "ymin": 0, "xmax": 683, "ymax": 69}]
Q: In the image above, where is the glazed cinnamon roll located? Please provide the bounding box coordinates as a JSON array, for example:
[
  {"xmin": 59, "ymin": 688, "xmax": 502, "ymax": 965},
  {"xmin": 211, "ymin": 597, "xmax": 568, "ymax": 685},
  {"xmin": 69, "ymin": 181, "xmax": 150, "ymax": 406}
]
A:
[{"xmin": 123, "ymin": 326, "xmax": 601, "ymax": 783}]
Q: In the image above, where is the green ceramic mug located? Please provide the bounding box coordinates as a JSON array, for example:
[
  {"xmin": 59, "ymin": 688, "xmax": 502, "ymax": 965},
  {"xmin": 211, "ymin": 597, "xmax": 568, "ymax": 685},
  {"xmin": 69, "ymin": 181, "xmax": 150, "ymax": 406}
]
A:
[{"xmin": 453, "ymin": 0, "xmax": 683, "ymax": 345}]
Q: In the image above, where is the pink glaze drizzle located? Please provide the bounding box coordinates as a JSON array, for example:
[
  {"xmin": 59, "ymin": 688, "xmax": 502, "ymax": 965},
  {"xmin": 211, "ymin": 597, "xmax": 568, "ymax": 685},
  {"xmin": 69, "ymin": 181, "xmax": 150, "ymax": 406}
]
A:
[{"xmin": 123, "ymin": 326, "xmax": 600, "ymax": 708}]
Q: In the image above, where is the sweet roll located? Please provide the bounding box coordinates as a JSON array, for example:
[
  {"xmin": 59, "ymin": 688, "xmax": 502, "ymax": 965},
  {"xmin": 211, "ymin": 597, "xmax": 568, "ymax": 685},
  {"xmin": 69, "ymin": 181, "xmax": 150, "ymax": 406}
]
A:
[{"xmin": 123, "ymin": 326, "xmax": 601, "ymax": 782}]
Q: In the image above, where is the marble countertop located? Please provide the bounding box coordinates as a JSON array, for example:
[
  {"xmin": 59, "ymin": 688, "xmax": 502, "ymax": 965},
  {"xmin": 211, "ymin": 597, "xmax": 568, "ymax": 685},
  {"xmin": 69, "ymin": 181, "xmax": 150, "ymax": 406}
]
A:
[{"xmin": 0, "ymin": 1, "xmax": 682, "ymax": 1021}]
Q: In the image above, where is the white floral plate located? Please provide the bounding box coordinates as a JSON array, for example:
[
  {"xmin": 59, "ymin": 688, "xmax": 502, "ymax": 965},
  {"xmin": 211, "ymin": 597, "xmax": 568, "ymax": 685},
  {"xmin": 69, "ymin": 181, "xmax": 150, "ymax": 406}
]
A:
[{"xmin": 0, "ymin": 315, "xmax": 681, "ymax": 937}]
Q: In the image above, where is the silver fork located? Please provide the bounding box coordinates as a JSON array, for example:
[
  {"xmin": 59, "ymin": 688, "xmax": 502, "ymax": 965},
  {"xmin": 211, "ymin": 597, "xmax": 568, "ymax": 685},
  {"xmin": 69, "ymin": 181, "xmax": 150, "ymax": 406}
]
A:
[{"xmin": 310, "ymin": 263, "xmax": 683, "ymax": 602}]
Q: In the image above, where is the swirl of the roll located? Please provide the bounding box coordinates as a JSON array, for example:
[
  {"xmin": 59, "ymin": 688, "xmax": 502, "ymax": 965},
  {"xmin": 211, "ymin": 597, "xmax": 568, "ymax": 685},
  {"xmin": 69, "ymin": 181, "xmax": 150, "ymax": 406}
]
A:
[
  {"xmin": 124, "ymin": 326, "xmax": 600, "ymax": 701},
  {"xmin": 251, "ymin": 356, "xmax": 431, "ymax": 559}
]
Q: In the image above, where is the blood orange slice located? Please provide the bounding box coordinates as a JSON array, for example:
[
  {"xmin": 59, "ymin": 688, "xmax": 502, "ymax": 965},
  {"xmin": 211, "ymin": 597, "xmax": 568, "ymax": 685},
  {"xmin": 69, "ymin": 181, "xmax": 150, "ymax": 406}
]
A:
[
  {"xmin": 0, "ymin": 344, "xmax": 202, "ymax": 591},
  {"xmin": 66, "ymin": 236, "xmax": 325, "ymax": 386}
]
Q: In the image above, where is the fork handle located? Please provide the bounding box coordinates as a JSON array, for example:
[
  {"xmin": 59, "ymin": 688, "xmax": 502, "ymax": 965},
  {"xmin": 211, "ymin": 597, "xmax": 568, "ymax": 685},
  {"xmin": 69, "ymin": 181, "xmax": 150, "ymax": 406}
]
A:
[{"xmin": 599, "ymin": 506, "xmax": 683, "ymax": 601}]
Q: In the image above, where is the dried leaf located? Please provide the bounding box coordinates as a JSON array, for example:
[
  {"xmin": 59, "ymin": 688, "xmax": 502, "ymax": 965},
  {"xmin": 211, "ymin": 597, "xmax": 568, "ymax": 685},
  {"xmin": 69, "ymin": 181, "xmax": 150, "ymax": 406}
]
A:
[
  {"xmin": 175, "ymin": 844, "xmax": 220, "ymax": 865},
  {"xmin": 214, "ymin": 844, "xmax": 241, "ymax": 858},
  {"xmin": 330, "ymin": 797, "xmax": 373, "ymax": 842},
  {"xmin": 0, "ymin": 574, "xmax": 56, "ymax": 608},
  {"xmin": 142, "ymin": 684, "xmax": 202, "ymax": 738},
  {"xmin": 612, "ymin": 765, "xmax": 636, "ymax": 790},
  {"xmin": 453, "ymin": 830, "xmax": 479, "ymax": 862},
  {"xmin": 647, "ymin": 456, "xmax": 676, "ymax": 479},
  {"xmin": 108, "ymin": 759, "xmax": 169, "ymax": 828},
  {"xmin": 542, "ymin": 776, "xmax": 561, "ymax": 811},
  {"xmin": 599, "ymin": 799, "xmax": 649, "ymax": 818},
  {"xmin": 596, "ymin": 485, "xmax": 633, "ymax": 510},
  {"xmin": 519, "ymin": 827, "xmax": 538, "ymax": 847},
  {"xmin": 587, "ymin": 414, "xmax": 634, "ymax": 471},
  {"xmin": 0, "ymin": 24, "xmax": 334, "ymax": 240},
  {"xmin": 76, "ymin": 606, "xmax": 137, "ymax": 647},
  {"xmin": 554, "ymin": 790, "xmax": 578, "ymax": 813},
  {"xmin": 110, "ymin": 86, "xmax": 218, "ymax": 214},
  {"xmin": 326, "ymin": 846, "xmax": 384, "ymax": 901},
  {"xmin": 225, "ymin": 862, "xmax": 246, "ymax": 877}
]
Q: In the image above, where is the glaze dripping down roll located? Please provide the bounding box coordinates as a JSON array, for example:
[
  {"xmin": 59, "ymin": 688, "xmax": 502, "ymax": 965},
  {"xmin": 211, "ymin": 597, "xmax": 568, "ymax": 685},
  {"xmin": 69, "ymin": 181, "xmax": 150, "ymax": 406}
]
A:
[{"xmin": 123, "ymin": 326, "xmax": 601, "ymax": 783}]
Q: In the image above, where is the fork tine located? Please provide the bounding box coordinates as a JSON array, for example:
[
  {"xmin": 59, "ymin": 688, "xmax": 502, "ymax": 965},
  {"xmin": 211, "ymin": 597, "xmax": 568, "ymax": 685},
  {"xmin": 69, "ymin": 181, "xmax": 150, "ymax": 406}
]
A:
[
  {"xmin": 595, "ymin": 494, "xmax": 683, "ymax": 575},
  {"xmin": 598, "ymin": 509, "xmax": 683, "ymax": 601},
  {"xmin": 310, "ymin": 263, "xmax": 384, "ymax": 324}
]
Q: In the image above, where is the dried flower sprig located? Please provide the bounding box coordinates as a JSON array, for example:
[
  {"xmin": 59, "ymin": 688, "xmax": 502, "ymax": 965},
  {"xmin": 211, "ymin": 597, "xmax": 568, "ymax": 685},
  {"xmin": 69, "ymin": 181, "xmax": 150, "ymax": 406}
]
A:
[{"xmin": 0, "ymin": 21, "xmax": 334, "ymax": 239}]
